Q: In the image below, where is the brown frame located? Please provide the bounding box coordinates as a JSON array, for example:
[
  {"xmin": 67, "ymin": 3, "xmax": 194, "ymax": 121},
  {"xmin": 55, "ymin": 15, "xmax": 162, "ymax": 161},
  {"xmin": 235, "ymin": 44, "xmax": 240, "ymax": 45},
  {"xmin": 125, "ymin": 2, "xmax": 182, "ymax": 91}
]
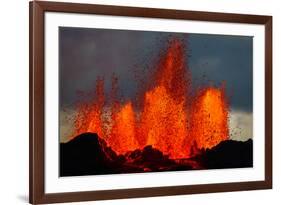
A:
[{"xmin": 29, "ymin": 1, "xmax": 272, "ymax": 204}]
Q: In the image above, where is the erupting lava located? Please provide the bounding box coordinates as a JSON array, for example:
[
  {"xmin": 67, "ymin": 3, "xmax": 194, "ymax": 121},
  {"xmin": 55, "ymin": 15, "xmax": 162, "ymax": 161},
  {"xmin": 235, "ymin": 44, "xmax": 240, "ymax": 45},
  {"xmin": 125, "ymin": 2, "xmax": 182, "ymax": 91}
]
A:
[
  {"xmin": 139, "ymin": 39, "xmax": 190, "ymax": 158},
  {"xmin": 190, "ymin": 86, "xmax": 229, "ymax": 149},
  {"xmin": 109, "ymin": 101, "xmax": 139, "ymax": 154},
  {"xmin": 74, "ymin": 77, "xmax": 105, "ymax": 139},
  {"xmin": 71, "ymin": 38, "xmax": 229, "ymax": 159}
]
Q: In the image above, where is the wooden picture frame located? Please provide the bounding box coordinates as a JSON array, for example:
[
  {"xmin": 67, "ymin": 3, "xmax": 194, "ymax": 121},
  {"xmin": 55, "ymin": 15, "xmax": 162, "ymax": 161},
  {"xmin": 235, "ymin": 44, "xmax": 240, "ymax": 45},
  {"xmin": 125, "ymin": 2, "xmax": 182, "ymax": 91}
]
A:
[{"xmin": 29, "ymin": 1, "xmax": 272, "ymax": 204}]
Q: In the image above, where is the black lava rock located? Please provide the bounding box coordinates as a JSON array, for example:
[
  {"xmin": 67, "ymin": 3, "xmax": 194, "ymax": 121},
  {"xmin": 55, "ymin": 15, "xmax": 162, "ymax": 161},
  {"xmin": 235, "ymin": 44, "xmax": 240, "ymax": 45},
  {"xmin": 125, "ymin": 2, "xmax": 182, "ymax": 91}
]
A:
[
  {"xmin": 195, "ymin": 139, "xmax": 253, "ymax": 169},
  {"xmin": 60, "ymin": 132, "xmax": 123, "ymax": 176}
]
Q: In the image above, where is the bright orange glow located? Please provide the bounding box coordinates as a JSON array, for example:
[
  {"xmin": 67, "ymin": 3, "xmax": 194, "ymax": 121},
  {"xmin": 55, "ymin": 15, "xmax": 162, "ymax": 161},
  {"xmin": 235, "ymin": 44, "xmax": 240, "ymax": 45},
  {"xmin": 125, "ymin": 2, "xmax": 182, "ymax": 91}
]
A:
[
  {"xmin": 139, "ymin": 39, "xmax": 190, "ymax": 158},
  {"xmin": 190, "ymin": 87, "xmax": 229, "ymax": 149},
  {"xmin": 139, "ymin": 86, "xmax": 189, "ymax": 158},
  {"xmin": 73, "ymin": 77, "xmax": 105, "ymax": 140},
  {"xmin": 108, "ymin": 101, "xmax": 139, "ymax": 154},
  {"xmin": 71, "ymin": 38, "xmax": 229, "ymax": 159}
]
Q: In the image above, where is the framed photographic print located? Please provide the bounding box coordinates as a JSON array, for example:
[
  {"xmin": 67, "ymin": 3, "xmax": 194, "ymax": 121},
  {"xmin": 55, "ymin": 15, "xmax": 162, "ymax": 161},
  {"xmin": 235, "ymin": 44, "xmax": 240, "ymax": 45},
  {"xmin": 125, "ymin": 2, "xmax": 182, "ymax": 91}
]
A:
[{"xmin": 29, "ymin": 1, "xmax": 272, "ymax": 204}]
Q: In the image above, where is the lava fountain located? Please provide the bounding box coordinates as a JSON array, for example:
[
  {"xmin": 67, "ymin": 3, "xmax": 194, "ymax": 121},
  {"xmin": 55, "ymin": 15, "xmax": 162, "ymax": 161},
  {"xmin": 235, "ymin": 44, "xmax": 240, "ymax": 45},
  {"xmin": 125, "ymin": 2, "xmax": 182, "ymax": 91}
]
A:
[
  {"xmin": 71, "ymin": 38, "xmax": 229, "ymax": 159},
  {"xmin": 190, "ymin": 86, "xmax": 229, "ymax": 149},
  {"xmin": 73, "ymin": 77, "xmax": 105, "ymax": 140},
  {"xmin": 139, "ymin": 39, "xmax": 190, "ymax": 158}
]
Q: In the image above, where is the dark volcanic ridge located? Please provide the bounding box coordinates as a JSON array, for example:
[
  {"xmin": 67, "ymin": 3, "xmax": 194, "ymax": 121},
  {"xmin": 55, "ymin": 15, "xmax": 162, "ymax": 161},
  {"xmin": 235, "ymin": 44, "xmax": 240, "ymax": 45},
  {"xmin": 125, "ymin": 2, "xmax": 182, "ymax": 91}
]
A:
[{"xmin": 60, "ymin": 132, "xmax": 253, "ymax": 177}]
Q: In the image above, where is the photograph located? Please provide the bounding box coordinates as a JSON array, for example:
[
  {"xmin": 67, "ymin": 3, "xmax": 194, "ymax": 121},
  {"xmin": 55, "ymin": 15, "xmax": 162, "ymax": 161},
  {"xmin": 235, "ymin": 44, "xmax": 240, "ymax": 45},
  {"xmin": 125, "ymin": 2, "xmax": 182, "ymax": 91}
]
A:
[
  {"xmin": 28, "ymin": 1, "xmax": 272, "ymax": 204},
  {"xmin": 59, "ymin": 27, "xmax": 254, "ymax": 177}
]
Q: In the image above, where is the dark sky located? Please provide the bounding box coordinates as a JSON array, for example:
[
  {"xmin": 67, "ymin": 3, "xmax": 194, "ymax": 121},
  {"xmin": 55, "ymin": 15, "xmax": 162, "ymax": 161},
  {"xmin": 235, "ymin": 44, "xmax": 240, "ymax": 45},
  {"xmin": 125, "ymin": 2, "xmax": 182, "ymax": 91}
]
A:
[{"xmin": 59, "ymin": 27, "xmax": 253, "ymax": 112}]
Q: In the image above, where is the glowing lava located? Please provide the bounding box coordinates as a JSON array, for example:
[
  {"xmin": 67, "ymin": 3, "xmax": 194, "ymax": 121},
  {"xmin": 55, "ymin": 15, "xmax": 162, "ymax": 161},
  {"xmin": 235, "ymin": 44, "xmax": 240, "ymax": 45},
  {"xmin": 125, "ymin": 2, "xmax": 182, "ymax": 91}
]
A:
[
  {"xmin": 71, "ymin": 38, "xmax": 229, "ymax": 159},
  {"xmin": 139, "ymin": 39, "xmax": 190, "ymax": 158},
  {"xmin": 109, "ymin": 101, "xmax": 139, "ymax": 154},
  {"xmin": 73, "ymin": 77, "xmax": 105, "ymax": 140},
  {"xmin": 190, "ymin": 86, "xmax": 229, "ymax": 149}
]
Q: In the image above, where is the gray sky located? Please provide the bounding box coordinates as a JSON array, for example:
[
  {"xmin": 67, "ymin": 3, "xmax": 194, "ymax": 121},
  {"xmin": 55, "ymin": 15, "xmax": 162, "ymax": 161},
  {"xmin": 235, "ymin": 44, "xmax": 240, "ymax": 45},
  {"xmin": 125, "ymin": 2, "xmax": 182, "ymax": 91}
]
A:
[{"xmin": 59, "ymin": 27, "xmax": 253, "ymax": 112}]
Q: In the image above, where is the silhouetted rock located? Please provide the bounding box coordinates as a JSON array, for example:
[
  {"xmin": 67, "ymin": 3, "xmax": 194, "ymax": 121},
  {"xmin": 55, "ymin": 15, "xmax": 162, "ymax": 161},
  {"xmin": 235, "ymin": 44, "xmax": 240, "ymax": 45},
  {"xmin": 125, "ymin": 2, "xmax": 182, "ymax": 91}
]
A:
[
  {"xmin": 60, "ymin": 132, "xmax": 253, "ymax": 176},
  {"xmin": 60, "ymin": 132, "xmax": 124, "ymax": 176},
  {"xmin": 60, "ymin": 133, "xmax": 194, "ymax": 176},
  {"xmin": 126, "ymin": 145, "xmax": 170, "ymax": 163},
  {"xmin": 194, "ymin": 139, "xmax": 253, "ymax": 169},
  {"xmin": 124, "ymin": 145, "xmax": 192, "ymax": 172}
]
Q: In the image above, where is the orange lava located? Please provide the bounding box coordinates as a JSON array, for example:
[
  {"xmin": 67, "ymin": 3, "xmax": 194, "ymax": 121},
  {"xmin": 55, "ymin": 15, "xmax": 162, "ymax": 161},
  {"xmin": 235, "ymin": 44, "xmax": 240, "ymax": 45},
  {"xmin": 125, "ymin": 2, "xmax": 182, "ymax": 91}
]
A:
[
  {"xmin": 139, "ymin": 39, "xmax": 190, "ymax": 158},
  {"xmin": 190, "ymin": 86, "xmax": 229, "ymax": 149},
  {"xmin": 73, "ymin": 77, "xmax": 105, "ymax": 140},
  {"xmin": 109, "ymin": 101, "xmax": 139, "ymax": 154},
  {"xmin": 71, "ymin": 38, "xmax": 229, "ymax": 158}
]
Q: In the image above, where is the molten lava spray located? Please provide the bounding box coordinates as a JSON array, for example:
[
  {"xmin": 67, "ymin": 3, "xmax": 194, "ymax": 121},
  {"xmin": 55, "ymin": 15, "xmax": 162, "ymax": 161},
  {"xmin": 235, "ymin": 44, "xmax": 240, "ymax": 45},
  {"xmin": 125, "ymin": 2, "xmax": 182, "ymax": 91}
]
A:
[
  {"xmin": 190, "ymin": 86, "xmax": 229, "ymax": 149},
  {"xmin": 109, "ymin": 101, "xmax": 139, "ymax": 154},
  {"xmin": 139, "ymin": 39, "xmax": 190, "ymax": 158},
  {"xmin": 71, "ymin": 38, "xmax": 229, "ymax": 158},
  {"xmin": 73, "ymin": 77, "xmax": 105, "ymax": 140}
]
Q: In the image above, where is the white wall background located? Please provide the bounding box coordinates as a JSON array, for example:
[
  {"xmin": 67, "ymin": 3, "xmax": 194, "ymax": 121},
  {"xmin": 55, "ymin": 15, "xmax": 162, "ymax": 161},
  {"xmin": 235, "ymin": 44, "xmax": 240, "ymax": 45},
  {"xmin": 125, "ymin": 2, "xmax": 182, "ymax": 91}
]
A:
[{"xmin": 0, "ymin": 0, "xmax": 279, "ymax": 204}]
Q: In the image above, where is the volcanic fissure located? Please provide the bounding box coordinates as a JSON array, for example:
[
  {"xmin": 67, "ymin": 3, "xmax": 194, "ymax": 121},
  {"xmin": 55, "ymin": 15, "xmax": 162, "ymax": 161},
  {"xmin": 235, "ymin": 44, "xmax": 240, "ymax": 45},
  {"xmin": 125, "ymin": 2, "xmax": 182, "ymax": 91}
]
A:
[{"xmin": 70, "ymin": 38, "xmax": 229, "ymax": 160}]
